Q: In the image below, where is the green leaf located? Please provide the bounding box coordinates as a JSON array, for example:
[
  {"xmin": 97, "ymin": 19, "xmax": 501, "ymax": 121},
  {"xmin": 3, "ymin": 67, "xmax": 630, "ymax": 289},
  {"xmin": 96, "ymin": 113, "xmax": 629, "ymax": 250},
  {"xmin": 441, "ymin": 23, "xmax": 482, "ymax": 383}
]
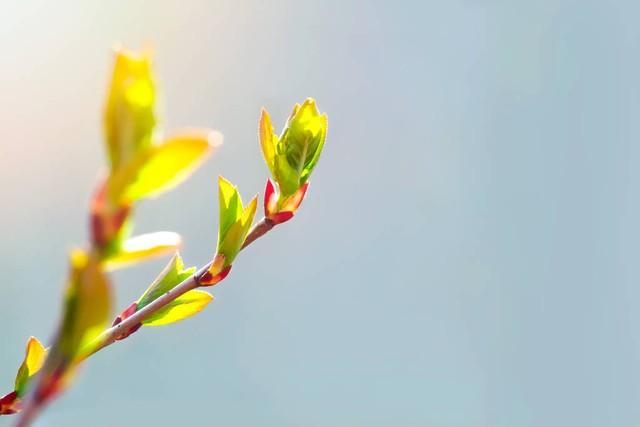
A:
[
  {"xmin": 298, "ymin": 118, "xmax": 327, "ymax": 183},
  {"xmin": 107, "ymin": 129, "xmax": 222, "ymax": 204},
  {"xmin": 217, "ymin": 176, "xmax": 243, "ymax": 248},
  {"xmin": 14, "ymin": 337, "xmax": 47, "ymax": 398},
  {"xmin": 280, "ymin": 99, "xmax": 327, "ymax": 187},
  {"xmin": 57, "ymin": 250, "xmax": 112, "ymax": 357},
  {"xmin": 218, "ymin": 197, "xmax": 257, "ymax": 266},
  {"xmin": 103, "ymin": 231, "xmax": 182, "ymax": 270},
  {"xmin": 104, "ymin": 47, "xmax": 156, "ymax": 172},
  {"xmin": 142, "ymin": 290, "xmax": 213, "ymax": 326},
  {"xmin": 273, "ymin": 153, "xmax": 300, "ymax": 196},
  {"xmin": 216, "ymin": 177, "xmax": 258, "ymax": 266},
  {"xmin": 137, "ymin": 253, "xmax": 196, "ymax": 310},
  {"xmin": 259, "ymin": 109, "xmax": 278, "ymax": 178},
  {"xmin": 261, "ymin": 99, "xmax": 327, "ymax": 197},
  {"xmin": 31, "ymin": 250, "xmax": 111, "ymax": 402}
]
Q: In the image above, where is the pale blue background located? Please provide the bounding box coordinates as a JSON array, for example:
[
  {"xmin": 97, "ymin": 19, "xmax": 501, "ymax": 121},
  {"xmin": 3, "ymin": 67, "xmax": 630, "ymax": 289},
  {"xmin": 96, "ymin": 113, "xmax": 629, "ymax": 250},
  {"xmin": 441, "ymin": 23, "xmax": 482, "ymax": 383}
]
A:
[{"xmin": 0, "ymin": 1, "xmax": 639, "ymax": 426}]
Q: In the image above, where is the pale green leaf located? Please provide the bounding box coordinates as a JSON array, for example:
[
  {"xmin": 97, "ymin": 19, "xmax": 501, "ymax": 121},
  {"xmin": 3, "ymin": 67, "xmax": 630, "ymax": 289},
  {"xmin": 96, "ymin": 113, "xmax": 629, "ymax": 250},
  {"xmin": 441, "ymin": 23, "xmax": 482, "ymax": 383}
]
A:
[
  {"xmin": 218, "ymin": 195, "xmax": 257, "ymax": 266},
  {"xmin": 57, "ymin": 250, "xmax": 111, "ymax": 358},
  {"xmin": 217, "ymin": 176, "xmax": 243, "ymax": 247},
  {"xmin": 259, "ymin": 109, "xmax": 278, "ymax": 177},
  {"xmin": 14, "ymin": 337, "xmax": 47, "ymax": 397},
  {"xmin": 142, "ymin": 290, "xmax": 213, "ymax": 326},
  {"xmin": 107, "ymin": 129, "xmax": 222, "ymax": 204},
  {"xmin": 22, "ymin": 236, "xmax": 111, "ymax": 407},
  {"xmin": 273, "ymin": 153, "xmax": 300, "ymax": 196},
  {"xmin": 267, "ymin": 98, "xmax": 327, "ymax": 196},
  {"xmin": 137, "ymin": 253, "xmax": 196, "ymax": 310},
  {"xmin": 103, "ymin": 231, "xmax": 182, "ymax": 270},
  {"xmin": 299, "ymin": 113, "xmax": 327, "ymax": 183},
  {"xmin": 104, "ymin": 47, "xmax": 156, "ymax": 171}
]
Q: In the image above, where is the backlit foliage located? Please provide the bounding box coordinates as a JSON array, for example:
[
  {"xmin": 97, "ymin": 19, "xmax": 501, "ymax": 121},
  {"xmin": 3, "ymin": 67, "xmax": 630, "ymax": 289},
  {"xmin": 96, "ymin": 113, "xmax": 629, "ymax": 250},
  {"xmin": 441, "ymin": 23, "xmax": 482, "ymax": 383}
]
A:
[{"xmin": 1, "ymin": 47, "xmax": 328, "ymax": 426}]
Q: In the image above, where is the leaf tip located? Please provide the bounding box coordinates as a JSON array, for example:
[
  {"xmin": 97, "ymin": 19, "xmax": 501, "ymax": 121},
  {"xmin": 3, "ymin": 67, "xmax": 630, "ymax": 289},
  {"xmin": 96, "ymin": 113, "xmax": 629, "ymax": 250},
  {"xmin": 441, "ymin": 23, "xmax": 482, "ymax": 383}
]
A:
[{"xmin": 207, "ymin": 130, "xmax": 224, "ymax": 149}]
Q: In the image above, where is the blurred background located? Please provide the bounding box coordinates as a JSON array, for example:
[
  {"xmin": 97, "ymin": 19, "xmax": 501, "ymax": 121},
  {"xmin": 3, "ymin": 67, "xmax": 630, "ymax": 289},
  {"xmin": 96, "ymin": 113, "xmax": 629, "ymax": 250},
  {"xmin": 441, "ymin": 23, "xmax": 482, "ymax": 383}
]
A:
[{"xmin": 0, "ymin": 0, "xmax": 639, "ymax": 426}]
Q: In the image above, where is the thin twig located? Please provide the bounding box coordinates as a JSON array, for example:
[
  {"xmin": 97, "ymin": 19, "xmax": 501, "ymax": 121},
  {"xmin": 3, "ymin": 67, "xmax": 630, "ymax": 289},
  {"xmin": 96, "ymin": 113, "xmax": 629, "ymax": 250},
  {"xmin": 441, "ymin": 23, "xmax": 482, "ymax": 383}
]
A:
[
  {"xmin": 12, "ymin": 404, "xmax": 39, "ymax": 427},
  {"xmin": 77, "ymin": 264, "xmax": 205, "ymax": 361},
  {"xmin": 242, "ymin": 217, "xmax": 274, "ymax": 249},
  {"xmin": 80, "ymin": 217, "xmax": 275, "ymax": 359}
]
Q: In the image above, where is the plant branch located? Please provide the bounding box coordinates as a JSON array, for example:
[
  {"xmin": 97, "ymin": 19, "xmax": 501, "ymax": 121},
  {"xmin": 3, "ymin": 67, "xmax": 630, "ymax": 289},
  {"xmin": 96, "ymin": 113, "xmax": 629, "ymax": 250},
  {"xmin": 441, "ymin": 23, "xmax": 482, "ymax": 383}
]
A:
[
  {"xmin": 80, "ymin": 216, "xmax": 276, "ymax": 360},
  {"xmin": 78, "ymin": 265, "xmax": 203, "ymax": 361},
  {"xmin": 13, "ymin": 403, "xmax": 40, "ymax": 427},
  {"xmin": 14, "ymin": 217, "xmax": 277, "ymax": 427},
  {"xmin": 242, "ymin": 217, "xmax": 274, "ymax": 249}
]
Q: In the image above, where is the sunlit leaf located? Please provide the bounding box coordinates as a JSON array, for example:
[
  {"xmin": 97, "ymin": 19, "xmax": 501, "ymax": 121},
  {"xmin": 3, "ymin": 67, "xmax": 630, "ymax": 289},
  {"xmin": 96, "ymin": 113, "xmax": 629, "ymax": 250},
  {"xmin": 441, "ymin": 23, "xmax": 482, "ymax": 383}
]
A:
[
  {"xmin": 14, "ymin": 337, "xmax": 47, "ymax": 397},
  {"xmin": 297, "ymin": 113, "xmax": 327, "ymax": 184},
  {"xmin": 107, "ymin": 129, "xmax": 222, "ymax": 204},
  {"xmin": 217, "ymin": 176, "xmax": 242, "ymax": 248},
  {"xmin": 259, "ymin": 109, "xmax": 278, "ymax": 178},
  {"xmin": 216, "ymin": 177, "xmax": 257, "ymax": 267},
  {"xmin": 281, "ymin": 99, "xmax": 327, "ymax": 191},
  {"xmin": 57, "ymin": 250, "xmax": 111, "ymax": 357},
  {"xmin": 26, "ymin": 251, "xmax": 110, "ymax": 406},
  {"xmin": 103, "ymin": 231, "xmax": 182, "ymax": 270},
  {"xmin": 104, "ymin": 47, "xmax": 156, "ymax": 171},
  {"xmin": 262, "ymin": 98, "xmax": 327, "ymax": 197},
  {"xmin": 142, "ymin": 290, "xmax": 213, "ymax": 326},
  {"xmin": 137, "ymin": 253, "xmax": 196, "ymax": 310},
  {"xmin": 220, "ymin": 195, "xmax": 258, "ymax": 265},
  {"xmin": 273, "ymin": 154, "xmax": 300, "ymax": 196}
]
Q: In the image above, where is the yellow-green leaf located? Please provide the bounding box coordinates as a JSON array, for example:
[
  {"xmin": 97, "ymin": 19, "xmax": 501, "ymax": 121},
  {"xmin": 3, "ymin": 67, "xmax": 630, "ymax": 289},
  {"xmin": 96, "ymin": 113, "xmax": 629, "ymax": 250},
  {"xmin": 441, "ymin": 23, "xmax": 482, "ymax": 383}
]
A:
[
  {"xmin": 142, "ymin": 290, "xmax": 213, "ymax": 326},
  {"xmin": 14, "ymin": 337, "xmax": 47, "ymax": 397},
  {"xmin": 103, "ymin": 231, "xmax": 182, "ymax": 270},
  {"xmin": 137, "ymin": 253, "xmax": 196, "ymax": 310},
  {"xmin": 107, "ymin": 129, "xmax": 222, "ymax": 204},
  {"xmin": 218, "ymin": 196, "xmax": 257, "ymax": 267},
  {"xmin": 58, "ymin": 250, "xmax": 112, "ymax": 357},
  {"xmin": 259, "ymin": 108, "xmax": 278, "ymax": 177},
  {"xmin": 104, "ymin": 47, "xmax": 156, "ymax": 171},
  {"xmin": 216, "ymin": 176, "xmax": 257, "ymax": 266},
  {"xmin": 217, "ymin": 176, "xmax": 243, "ymax": 248},
  {"xmin": 22, "ymin": 251, "xmax": 109, "ymax": 409},
  {"xmin": 265, "ymin": 98, "xmax": 328, "ymax": 196}
]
